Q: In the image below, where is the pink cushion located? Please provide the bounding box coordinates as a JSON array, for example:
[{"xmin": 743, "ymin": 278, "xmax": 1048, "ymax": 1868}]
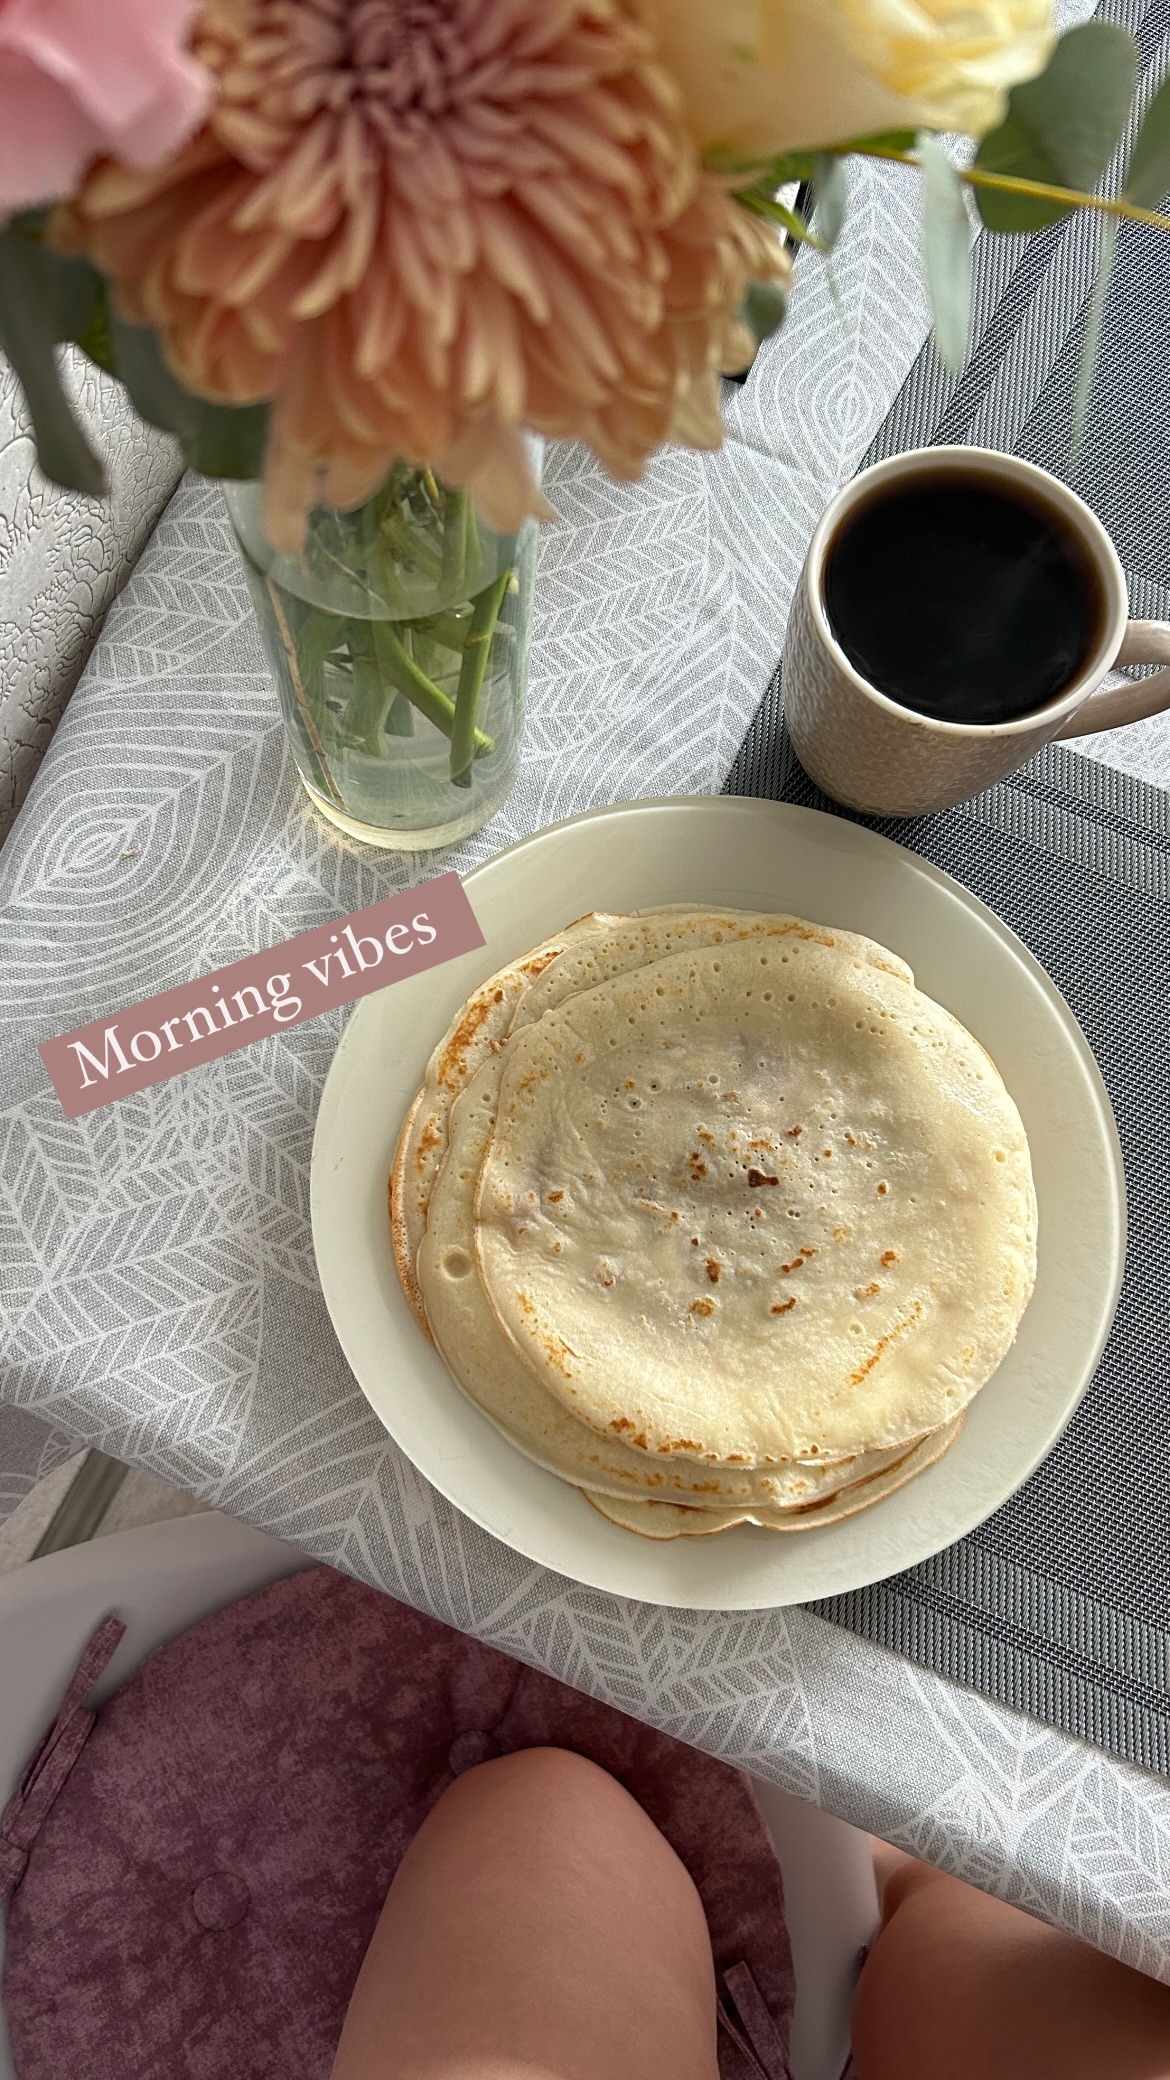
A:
[{"xmin": 2, "ymin": 1567, "xmax": 793, "ymax": 2078}]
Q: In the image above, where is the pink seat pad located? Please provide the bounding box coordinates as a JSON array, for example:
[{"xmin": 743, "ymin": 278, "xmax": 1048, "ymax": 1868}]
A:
[{"xmin": 3, "ymin": 1565, "xmax": 793, "ymax": 2078}]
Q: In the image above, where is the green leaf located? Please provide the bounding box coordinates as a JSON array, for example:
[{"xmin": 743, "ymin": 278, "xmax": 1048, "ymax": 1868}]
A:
[
  {"xmin": 736, "ymin": 186, "xmax": 823, "ymax": 249},
  {"xmin": 75, "ymin": 282, "xmax": 116, "ymax": 375},
  {"xmin": 0, "ymin": 211, "xmax": 267, "ymax": 491},
  {"xmin": 1125, "ymin": 68, "xmax": 1170, "ymax": 206},
  {"xmin": 708, "ymin": 145, "xmax": 818, "ymax": 185},
  {"xmin": 181, "ymin": 399, "xmax": 269, "ymax": 478},
  {"xmin": 108, "ymin": 317, "xmax": 192, "ymax": 431},
  {"xmin": 0, "ymin": 219, "xmax": 104, "ymax": 494},
  {"xmin": 712, "ymin": 131, "xmax": 917, "ymax": 181},
  {"xmin": 974, "ymin": 21, "xmax": 1138, "ymax": 231},
  {"xmin": 5, "ymin": 211, "xmax": 107, "ymax": 344},
  {"xmin": 812, "ymin": 154, "xmax": 849, "ymax": 250},
  {"xmin": 833, "ymin": 129, "xmax": 917, "ymax": 159},
  {"xmin": 742, "ymin": 278, "xmax": 788, "ymax": 342},
  {"xmin": 110, "ymin": 317, "xmax": 269, "ymax": 477},
  {"xmin": 920, "ymin": 137, "xmax": 971, "ymax": 372},
  {"xmin": 297, "ymin": 606, "xmax": 349, "ymax": 679}
]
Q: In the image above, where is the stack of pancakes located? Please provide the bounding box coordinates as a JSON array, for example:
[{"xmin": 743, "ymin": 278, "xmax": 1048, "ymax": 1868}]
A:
[{"xmin": 390, "ymin": 907, "xmax": 1037, "ymax": 1540}]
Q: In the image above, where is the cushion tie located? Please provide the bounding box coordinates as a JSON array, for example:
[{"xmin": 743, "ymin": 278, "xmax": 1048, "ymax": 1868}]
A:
[
  {"xmin": 2, "ymin": 1569, "xmax": 795, "ymax": 2079},
  {"xmin": 0, "ymin": 1615, "xmax": 125, "ymax": 1904},
  {"xmin": 718, "ymin": 1960, "xmax": 795, "ymax": 2080}
]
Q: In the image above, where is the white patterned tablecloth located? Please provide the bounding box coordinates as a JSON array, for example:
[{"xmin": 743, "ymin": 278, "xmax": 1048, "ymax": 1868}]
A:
[
  {"xmin": 5, "ymin": 132, "xmax": 1170, "ymax": 1981},
  {"xmin": 0, "ymin": 345, "xmax": 183, "ymax": 1507}
]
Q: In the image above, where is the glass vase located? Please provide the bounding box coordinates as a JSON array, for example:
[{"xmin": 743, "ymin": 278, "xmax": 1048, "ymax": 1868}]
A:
[{"xmin": 226, "ymin": 462, "xmax": 537, "ymax": 850}]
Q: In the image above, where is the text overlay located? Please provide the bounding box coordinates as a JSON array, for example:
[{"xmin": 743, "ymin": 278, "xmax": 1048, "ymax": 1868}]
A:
[{"xmin": 40, "ymin": 872, "xmax": 485, "ymax": 1120}]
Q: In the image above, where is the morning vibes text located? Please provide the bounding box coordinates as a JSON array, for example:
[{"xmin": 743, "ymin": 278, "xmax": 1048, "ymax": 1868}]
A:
[{"xmin": 40, "ymin": 873, "xmax": 485, "ymax": 1121}]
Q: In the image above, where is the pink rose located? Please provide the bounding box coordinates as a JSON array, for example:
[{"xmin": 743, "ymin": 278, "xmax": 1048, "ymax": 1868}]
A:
[{"xmin": 0, "ymin": 0, "xmax": 211, "ymax": 217}]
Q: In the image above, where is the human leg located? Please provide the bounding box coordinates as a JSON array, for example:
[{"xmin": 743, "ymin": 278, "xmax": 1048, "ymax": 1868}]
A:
[
  {"xmin": 329, "ymin": 1745, "xmax": 720, "ymax": 2080},
  {"xmin": 853, "ymin": 1845, "xmax": 1170, "ymax": 2080}
]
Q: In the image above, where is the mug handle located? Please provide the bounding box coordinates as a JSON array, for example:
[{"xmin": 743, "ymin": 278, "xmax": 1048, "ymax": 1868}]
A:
[{"xmin": 1055, "ymin": 620, "xmax": 1170, "ymax": 739}]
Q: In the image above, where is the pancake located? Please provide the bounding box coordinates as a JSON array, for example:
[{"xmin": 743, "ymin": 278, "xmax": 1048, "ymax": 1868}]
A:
[
  {"xmin": 580, "ymin": 1416, "xmax": 964, "ymax": 1538},
  {"xmin": 418, "ymin": 1053, "xmax": 927, "ymax": 1503},
  {"xmin": 510, "ymin": 908, "xmax": 914, "ymax": 1036},
  {"xmin": 392, "ymin": 905, "xmax": 915, "ymax": 1327},
  {"xmin": 390, "ymin": 914, "xmax": 618, "ymax": 1328},
  {"xmin": 475, "ymin": 932, "xmax": 1037, "ymax": 1462}
]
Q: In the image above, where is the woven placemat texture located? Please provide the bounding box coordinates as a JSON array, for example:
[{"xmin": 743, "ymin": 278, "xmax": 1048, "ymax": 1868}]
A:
[{"xmin": 726, "ymin": 0, "xmax": 1170, "ymax": 1770}]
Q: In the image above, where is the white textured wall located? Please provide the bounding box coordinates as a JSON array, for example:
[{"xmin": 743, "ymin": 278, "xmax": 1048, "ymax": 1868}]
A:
[{"xmin": 0, "ymin": 345, "xmax": 182, "ymax": 841}]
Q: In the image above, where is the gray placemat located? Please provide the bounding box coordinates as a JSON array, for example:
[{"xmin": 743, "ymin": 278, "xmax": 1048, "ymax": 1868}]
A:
[{"xmin": 726, "ymin": 0, "xmax": 1170, "ymax": 1772}]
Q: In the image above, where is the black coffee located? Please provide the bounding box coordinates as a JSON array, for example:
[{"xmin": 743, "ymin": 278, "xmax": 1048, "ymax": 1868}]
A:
[{"xmin": 823, "ymin": 472, "xmax": 1103, "ymax": 726}]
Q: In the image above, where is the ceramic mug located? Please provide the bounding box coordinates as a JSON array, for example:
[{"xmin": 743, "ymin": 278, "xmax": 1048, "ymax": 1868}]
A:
[{"xmin": 784, "ymin": 445, "xmax": 1170, "ymax": 817}]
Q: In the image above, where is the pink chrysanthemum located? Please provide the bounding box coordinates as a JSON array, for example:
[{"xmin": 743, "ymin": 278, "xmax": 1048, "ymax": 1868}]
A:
[{"xmin": 60, "ymin": 0, "xmax": 787, "ymax": 548}]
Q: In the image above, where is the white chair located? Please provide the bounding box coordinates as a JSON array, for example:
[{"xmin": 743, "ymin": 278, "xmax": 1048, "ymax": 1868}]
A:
[{"xmin": 0, "ymin": 1514, "xmax": 875, "ymax": 2080}]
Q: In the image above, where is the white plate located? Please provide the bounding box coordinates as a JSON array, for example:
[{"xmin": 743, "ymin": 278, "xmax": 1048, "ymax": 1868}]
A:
[{"xmin": 311, "ymin": 796, "xmax": 1125, "ymax": 1609}]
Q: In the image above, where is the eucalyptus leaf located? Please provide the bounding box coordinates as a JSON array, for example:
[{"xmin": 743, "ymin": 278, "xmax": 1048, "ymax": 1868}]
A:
[
  {"xmin": 974, "ymin": 21, "xmax": 1138, "ymax": 231},
  {"xmin": 0, "ymin": 218, "xmax": 103, "ymax": 494},
  {"xmin": 920, "ymin": 138, "xmax": 972, "ymax": 372},
  {"xmin": 1125, "ymin": 68, "xmax": 1170, "ymax": 206},
  {"xmin": 812, "ymin": 154, "xmax": 849, "ymax": 251},
  {"xmin": 110, "ymin": 316, "xmax": 269, "ymax": 476}
]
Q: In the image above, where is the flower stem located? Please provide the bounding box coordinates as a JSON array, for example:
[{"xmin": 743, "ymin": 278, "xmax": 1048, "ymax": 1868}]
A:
[
  {"xmin": 264, "ymin": 577, "xmax": 345, "ymax": 808},
  {"xmin": 450, "ymin": 569, "xmax": 510, "ymax": 787},
  {"xmin": 463, "ymin": 498, "xmax": 481, "ymax": 585},
  {"xmin": 371, "ymin": 617, "xmax": 495, "ymax": 758},
  {"xmin": 380, "ymin": 508, "xmax": 443, "ymax": 580},
  {"xmin": 441, "ymin": 487, "xmax": 467, "ymax": 598},
  {"xmin": 343, "ymin": 623, "xmax": 415, "ymax": 751},
  {"xmin": 421, "ymin": 609, "xmax": 473, "ymax": 651},
  {"xmin": 862, "ymin": 147, "xmax": 1170, "ymax": 232}
]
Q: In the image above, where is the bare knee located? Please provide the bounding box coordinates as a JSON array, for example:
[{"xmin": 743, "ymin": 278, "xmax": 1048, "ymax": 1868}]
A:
[
  {"xmin": 332, "ymin": 1746, "xmax": 718, "ymax": 2080},
  {"xmin": 853, "ymin": 1863, "xmax": 1170, "ymax": 2080},
  {"xmin": 441, "ymin": 1743, "xmax": 636, "ymax": 1826},
  {"xmin": 435, "ymin": 1746, "xmax": 710, "ymax": 1930},
  {"xmin": 446, "ymin": 1743, "xmax": 641, "ymax": 1813},
  {"xmin": 439, "ymin": 1746, "xmax": 673, "ymax": 1852},
  {"xmin": 871, "ymin": 1839, "xmax": 952, "ymax": 1922}
]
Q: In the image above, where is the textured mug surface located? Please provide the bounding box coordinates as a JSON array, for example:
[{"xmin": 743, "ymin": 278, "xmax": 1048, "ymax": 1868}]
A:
[{"xmin": 785, "ymin": 447, "xmax": 1131, "ymax": 817}]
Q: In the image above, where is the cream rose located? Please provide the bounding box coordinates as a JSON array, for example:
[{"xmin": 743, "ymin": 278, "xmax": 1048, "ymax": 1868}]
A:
[{"xmin": 635, "ymin": 0, "xmax": 1056, "ymax": 157}]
